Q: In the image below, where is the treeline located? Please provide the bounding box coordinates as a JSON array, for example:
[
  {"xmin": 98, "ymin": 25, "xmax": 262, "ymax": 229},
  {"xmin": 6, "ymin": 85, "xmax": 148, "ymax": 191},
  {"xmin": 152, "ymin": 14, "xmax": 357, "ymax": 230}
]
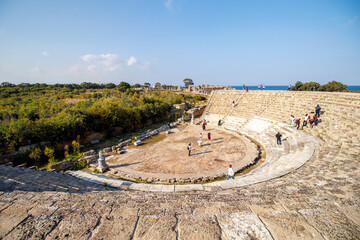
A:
[
  {"xmin": 290, "ymin": 81, "xmax": 358, "ymax": 92},
  {"xmin": 0, "ymin": 82, "xmax": 203, "ymax": 158},
  {"xmin": 0, "ymin": 81, "xmax": 179, "ymax": 99}
]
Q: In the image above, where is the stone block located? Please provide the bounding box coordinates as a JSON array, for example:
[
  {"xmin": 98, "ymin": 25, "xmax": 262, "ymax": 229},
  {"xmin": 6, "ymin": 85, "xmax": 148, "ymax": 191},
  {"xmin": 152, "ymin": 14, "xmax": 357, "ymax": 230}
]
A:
[{"xmin": 103, "ymin": 147, "xmax": 111, "ymax": 153}]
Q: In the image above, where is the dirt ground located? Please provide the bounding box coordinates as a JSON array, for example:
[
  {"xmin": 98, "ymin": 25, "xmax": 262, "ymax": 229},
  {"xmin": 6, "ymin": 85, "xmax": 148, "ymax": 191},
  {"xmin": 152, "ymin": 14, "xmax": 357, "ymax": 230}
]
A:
[{"xmin": 106, "ymin": 124, "xmax": 258, "ymax": 180}]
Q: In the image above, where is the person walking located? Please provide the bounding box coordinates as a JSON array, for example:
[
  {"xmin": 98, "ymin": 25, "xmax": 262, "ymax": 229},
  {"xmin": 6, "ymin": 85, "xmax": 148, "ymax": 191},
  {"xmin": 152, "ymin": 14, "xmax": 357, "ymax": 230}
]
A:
[
  {"xmin": 199, "ymin": 133, "xmax": 203, "ymax": 140},
  {"xmin": 208, "ymin": 132, "xmax": 211, "ymax": 140},
  {"xmin": 276, "ymin": 132, "xmax": 282, "ymax": 145},
  {"xmin": 187, "ymin": 143, "xmax": 192, "ymax": 156},
  {"xmin": 227, "ymin": 164, "xmax": 235, "ymax": 180}
]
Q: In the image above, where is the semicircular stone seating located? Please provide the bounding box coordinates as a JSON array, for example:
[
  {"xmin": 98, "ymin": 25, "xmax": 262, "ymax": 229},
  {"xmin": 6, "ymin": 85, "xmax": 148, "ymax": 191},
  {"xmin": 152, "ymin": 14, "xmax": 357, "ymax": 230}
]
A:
[
  {"xmin": 67, "ymin": 90, "xmax": 337, "ymax": 192},
  {"xmin": 1, "ymin": 90, "xmax": 360, "ymax": 239}
]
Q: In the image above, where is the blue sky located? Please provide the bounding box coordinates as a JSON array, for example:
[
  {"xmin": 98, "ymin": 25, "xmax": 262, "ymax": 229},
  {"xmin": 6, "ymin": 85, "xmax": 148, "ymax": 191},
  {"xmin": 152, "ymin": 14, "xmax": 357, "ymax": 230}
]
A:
[{"xmin": 0, "ymin": 0, "xmax": 359, "ymax": 86}]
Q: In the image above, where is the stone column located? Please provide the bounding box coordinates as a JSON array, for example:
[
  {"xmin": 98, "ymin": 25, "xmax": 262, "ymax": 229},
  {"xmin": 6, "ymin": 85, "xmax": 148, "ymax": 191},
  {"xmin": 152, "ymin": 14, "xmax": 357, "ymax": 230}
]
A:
[{"xmin": 97, "ymin": 149, "xmax": 109, "ymax": 173}]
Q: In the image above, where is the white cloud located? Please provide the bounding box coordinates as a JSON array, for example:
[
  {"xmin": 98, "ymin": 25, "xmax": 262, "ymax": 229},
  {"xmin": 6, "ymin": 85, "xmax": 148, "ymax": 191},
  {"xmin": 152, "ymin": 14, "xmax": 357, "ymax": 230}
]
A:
[
  {"xmin": 347, "ymin": 16, "xmax": 358, "ymax": 26},
  {"xmin": 127, "ymin": 56, "xmax": 137, "ymax": 66},
  {"xmin": 164, "ymin": 0, "xmax": 173, "ymax": 9},
  {"xmin": 42, "ymin": 51, "xmax": 49, "ymax": 56},
  {"xmin": 80, "ymin": 53, "xmax": 121, "ymax": 72}
]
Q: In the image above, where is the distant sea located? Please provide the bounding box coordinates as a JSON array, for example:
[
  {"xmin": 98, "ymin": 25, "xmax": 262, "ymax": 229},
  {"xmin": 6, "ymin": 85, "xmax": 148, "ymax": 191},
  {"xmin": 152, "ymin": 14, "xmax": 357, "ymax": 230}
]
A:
[{"xmin": 230, "ymin": 85, "xmax": 360, "ymax": 91}]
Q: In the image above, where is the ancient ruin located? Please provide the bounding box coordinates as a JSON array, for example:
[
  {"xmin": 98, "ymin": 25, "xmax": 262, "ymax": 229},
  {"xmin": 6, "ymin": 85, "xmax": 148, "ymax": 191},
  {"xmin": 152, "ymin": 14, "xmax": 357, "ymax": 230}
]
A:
[{"xmin": 1, "ymin": 90, "xmax": 360, "ymax": 239}]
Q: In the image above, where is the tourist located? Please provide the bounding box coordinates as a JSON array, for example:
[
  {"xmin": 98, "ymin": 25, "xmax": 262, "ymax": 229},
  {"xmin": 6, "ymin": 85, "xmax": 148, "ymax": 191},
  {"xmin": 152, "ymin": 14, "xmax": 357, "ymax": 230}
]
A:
[
  {"xmin": 303, "ymin": 114, "xmax": 309, "ymax": 127},
  {"xmin": 187, "ymin": 143, "xmax": 192, "ymax": 156},
  {"xmin": 218, "ymin": 119, "xmax": 222, "ymax": 126},
  {"xmin": 202, "ymin": 119, "xmax": 206, "ymax": 130},
  {"xmin": 313, "ymin": 115, "xmax": 318, "ymax": 126},
  {"xmin": 232, "ymin": 101, "xmax": 235, "ymax": 107},
  {"xmin": 296, "ymin": 118, "xmax": 301, "ymax": 130},
  {"xmin": 246, "ymin": 87, "xmax": 248, "ymax": 92},
  {"xmin": 227, "ymin": 164, "xmax": 235, "ymax": 180},
  {"xmin": 309, "ymin": 118, "xmax": 314, "ymax": 128},
  {"xmin": 276, "ymin": 132, "xmax": 282, "ymax": 145},
  {"xmin": 258, "ymin": 85, "xmax": 260, "ymax": 90},
  {"xmin": 208, "ymin": 132, "xmax": 211, "ymax": 140},
  {"xmin": 315, "ymin": 104, "xmax": 321, "ymax": 117},
  {"xmin": 243, "ymin": 84, "xmax": 245, "ymax": 90},
  {"xmin": 290, "ymin": 115, "xmax": 295, "ymax": 126},
  {"xmin": 288, "ymin": 84, "xmax": 291, "ymax": 90},
  {"xmin": 263, "ymin": 85, "xmax": 265, "ymax": 90},
  {"xmin": 168, "ymin": 122, "xmax": 171, "ymax": 129},
  {"xmin": 200, "ymin": 133, "xmax": 203, "ymax": 140}
]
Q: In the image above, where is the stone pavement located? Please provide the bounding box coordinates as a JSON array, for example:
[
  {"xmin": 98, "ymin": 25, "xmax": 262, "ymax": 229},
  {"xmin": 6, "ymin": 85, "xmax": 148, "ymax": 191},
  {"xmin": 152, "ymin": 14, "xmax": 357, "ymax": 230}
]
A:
[{"xmin": 0, "ymin": 90, "xmax": 359, "ymax": 239}]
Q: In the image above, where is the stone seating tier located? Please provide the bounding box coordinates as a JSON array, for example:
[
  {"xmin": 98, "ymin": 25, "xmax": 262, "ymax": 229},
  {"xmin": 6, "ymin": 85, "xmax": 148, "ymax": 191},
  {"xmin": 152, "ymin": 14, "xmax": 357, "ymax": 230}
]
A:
[{"xmin": 1, "ymin": 90, "xmax": 360, "ymax": 239}]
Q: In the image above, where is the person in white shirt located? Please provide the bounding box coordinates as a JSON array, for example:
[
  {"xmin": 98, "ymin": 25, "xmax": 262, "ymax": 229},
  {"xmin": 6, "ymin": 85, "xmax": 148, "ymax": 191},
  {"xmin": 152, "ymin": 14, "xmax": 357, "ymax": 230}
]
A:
[
  {"xmin": 227, "ymin": 164, "xmax": 235, "ymax": 180},
  {"xmin": 303, "ymin": 114, "xmax": 309, "ymax": 127},
  {"xmin": 290, "ymin": 115, "xmax": 295, "ymax": 126}
]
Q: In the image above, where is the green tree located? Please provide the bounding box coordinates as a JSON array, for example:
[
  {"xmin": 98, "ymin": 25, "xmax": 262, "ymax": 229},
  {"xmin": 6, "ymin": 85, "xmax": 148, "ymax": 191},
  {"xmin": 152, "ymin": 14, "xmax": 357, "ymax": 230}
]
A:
[
  {"xmin": 183, "ymin": 78, "xmax": 194, "ymax": 87},
  {"xmin": 155, "ymin": 82, "xmax": 161, "ymax": 88},
  {"xmin": 118, "ymin": 81, "xmax": 131, "ymax": 92},
  {"xmin": 105, "ymin": 83, "xmax": 116, "ymax": 89},
  {"xmin": 144, "ymin": 82, "xmax": 151, "ymax": 88},
  {"xmin": 318, "ymin": 81, "xmax": 347, "ymax": 92},
  {"xmin": 132, "ymin": 83, "xmax": 141, "ymax": 88}
]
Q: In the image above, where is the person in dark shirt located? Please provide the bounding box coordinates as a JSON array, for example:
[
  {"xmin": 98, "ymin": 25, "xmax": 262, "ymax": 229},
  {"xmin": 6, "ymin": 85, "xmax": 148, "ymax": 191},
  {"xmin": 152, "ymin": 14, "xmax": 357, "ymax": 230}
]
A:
[
  {"xmin": 187, "ymin": 143, "xmax": 192, "ymax": 156},
  {"xmin": 276, "ymin": 132, "xmax": 282, "ymax": 145},
  {"xmin": 315, "ymin": 105, "xmax": 321, "ymax": 117}
]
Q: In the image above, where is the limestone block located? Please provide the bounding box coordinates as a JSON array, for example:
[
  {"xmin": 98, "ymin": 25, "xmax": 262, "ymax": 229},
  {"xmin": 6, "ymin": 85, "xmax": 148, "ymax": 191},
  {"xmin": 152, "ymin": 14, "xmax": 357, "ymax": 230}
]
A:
[{"xmin": 49, "ymin": 159, "xmax": 75, "ymax": 172}]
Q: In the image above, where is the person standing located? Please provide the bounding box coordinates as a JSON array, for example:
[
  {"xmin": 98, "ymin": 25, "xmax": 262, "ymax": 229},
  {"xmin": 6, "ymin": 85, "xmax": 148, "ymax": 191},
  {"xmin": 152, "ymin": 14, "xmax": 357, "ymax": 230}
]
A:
[
  {"xmin": 315, "ymin": 105, "xmax": 321, "ymax": 117},
  {"xmin": 208, "ymin": 132, "xmax": 211, "ymax": 140},
  {"xmin": 202, "ymin": 119, "xmax": 206, "ymax": 130},
  {"xmin": 199, "ymin": 133, "xmax": 203, "ymax": 140},
  {"xmin": 276, "ymin": 132, "xmax": 282, "ymax": 145},
  {"xmin": 303, "ymin": 114, "xmax": 309, "ymax": 127},
  {"xmin": 290, "ymin": 115, "xmax": 295, "ymax": 126},
  {"xmin": 227, "ymin": 164, "xmax": 235, "ymax": 180},
  {"xmin": 296, "ymin": 118, "xmax": 301, "ymax": 130},
  {"xmin": 187, "ymin": 143, "xmax": 192, "ymax": 156}
]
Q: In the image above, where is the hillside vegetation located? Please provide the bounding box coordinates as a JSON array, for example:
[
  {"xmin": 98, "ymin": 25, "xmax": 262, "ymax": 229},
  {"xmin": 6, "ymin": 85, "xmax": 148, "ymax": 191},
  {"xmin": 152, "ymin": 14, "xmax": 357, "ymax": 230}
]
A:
[{"xmin": 0, "ymin": 82, "xmax": 205, "ymax": 166}]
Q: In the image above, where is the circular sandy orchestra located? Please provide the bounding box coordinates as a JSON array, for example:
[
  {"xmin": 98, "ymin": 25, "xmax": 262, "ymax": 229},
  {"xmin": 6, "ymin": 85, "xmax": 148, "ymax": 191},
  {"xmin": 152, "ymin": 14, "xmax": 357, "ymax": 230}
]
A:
[{"xmin": 106, "ymin": 123, "xmax": 259, "ymax": 184}]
